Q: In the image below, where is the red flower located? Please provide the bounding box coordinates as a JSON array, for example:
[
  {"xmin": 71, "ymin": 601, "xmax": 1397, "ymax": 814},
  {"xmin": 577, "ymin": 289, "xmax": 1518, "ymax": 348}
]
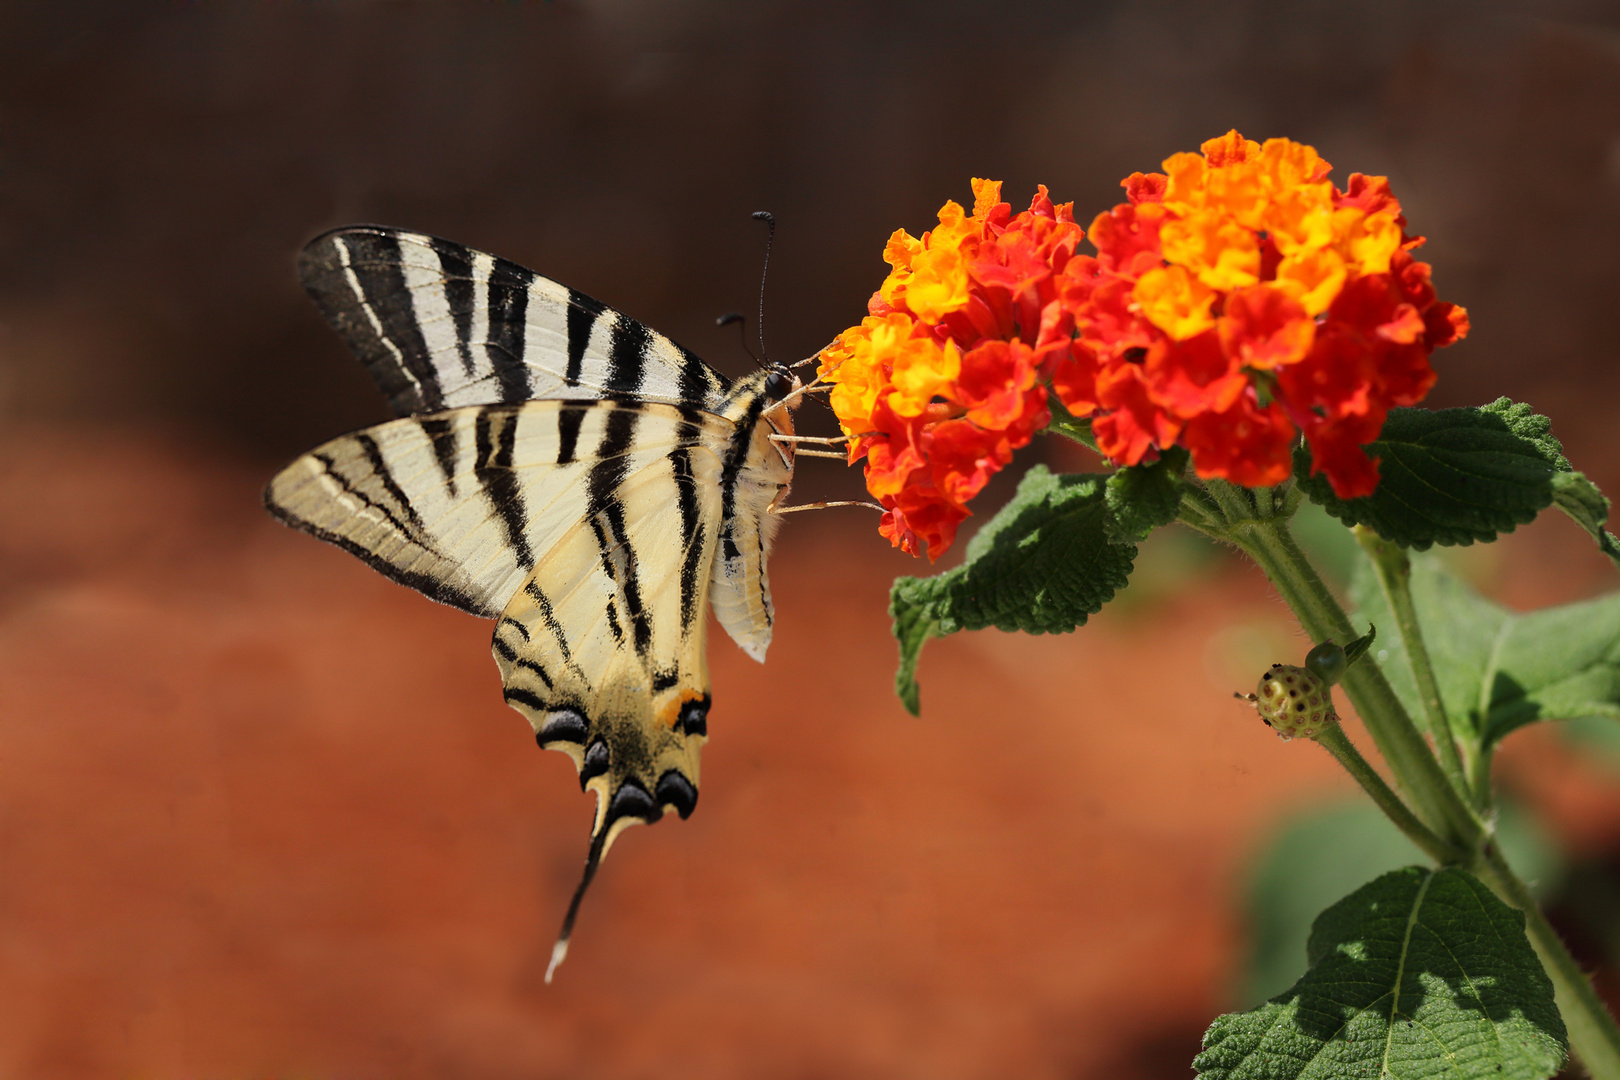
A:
[
  {"xmin": 1052, "ymin": 131, "xmax": 1467, "ymax": 498},
  {"xmin": 822, "ymin": 139, "xmax": 1470, "ymax": 557}
]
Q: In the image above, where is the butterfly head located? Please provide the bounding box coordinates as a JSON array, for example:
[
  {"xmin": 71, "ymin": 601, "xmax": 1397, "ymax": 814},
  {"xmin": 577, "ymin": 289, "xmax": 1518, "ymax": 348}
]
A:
[{"xmin": 763, "ymin": 363, "xmax": 795, "ymax": 404}]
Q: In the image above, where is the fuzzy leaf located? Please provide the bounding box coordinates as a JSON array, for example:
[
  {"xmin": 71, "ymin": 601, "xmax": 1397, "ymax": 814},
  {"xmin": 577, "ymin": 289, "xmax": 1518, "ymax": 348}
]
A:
[
  {"xmin": 1240, "ymin": 802, "xmax": 1565, "ymax": 1007},
  {"xmin": 1351, "ymin": 554, "xmax": 1620, "ymax": 747},
  {"xmin": 1297, "ymin": 399, "xmax": 1618, "ymax": 566},
  {"xmin": 1551, "ymin": 472, "xmax": 1620, "ymax": 571},
  {"xmin": 890, "ymin": 466, "xmax": 1134, "ymax": 714},
  {"xmin": 1106, "ymin": 446, "xmax": 1189, "ymax": 542},
  {"xmin": 1198, "ymin": 867, "xmax": 1566, "ymax": 1080}
]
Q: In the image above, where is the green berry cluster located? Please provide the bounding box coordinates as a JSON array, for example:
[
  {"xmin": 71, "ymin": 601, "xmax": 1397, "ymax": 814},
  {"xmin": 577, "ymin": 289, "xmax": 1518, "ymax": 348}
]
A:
[{"xmin": 1244, "ymin": 663, "xmax": 1337, "ymax": 740}]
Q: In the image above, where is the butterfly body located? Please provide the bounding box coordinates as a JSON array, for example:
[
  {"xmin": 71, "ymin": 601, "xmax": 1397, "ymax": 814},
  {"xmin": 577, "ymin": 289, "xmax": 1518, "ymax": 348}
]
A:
[{"xmin": 266, "ymin": 227, "xmax": 797, "ymax": 975}]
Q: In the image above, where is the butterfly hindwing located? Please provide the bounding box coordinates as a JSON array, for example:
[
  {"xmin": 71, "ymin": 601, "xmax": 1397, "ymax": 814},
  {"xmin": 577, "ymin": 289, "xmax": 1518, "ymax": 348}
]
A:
[
  {"xmin": 265, "ymin": 391, "xmax": 790, "ymax": 816},
  {"xmin": 299, "ymin": 226, "xmax": 733, "ymax": 418}
]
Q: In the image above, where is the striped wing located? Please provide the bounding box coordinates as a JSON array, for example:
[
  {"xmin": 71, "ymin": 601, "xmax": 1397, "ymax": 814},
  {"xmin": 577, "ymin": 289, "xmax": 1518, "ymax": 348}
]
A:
[
  {"xmin": 264, "ymin": 394, "xmax": 793, "ymax": 974},
  {"xmin": 299, "ymin": 226, "xmax": 733, "ymax": 418}
]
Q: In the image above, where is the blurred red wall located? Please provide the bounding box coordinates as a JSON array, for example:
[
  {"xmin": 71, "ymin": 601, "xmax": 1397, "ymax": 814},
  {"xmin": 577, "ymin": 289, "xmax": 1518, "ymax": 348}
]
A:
[{"xmin": 2, "ymin": 3, "xmax": 1619, "ymax": 1077}]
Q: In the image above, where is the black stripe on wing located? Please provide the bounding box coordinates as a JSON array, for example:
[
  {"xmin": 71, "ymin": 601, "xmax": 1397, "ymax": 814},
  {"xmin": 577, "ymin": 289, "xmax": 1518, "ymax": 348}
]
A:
[
  {"xmin": 300, "ymin": 229, "xmax": 447, "ymax": 414},
  {"xmin": 485, "ymin": 255, "xmax": 534, "ymax": 403},
  {"xmin": 299, "ymin": 226, "xmax": 733, "ymax": 418},
  {"xmin": 671, "ymin": 407, "xmax": 707, "ymax": 632},
  {"xmin": 473, "ymin": 409, "xmax": 536, "ymax": 573},
  {"xmin": 261, "ymin": 461, "xmax": 487, "ymax": 616}
]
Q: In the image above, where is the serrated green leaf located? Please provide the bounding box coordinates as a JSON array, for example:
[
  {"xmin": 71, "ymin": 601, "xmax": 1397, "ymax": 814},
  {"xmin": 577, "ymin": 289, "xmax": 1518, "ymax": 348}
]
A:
[
  {"xmin": 1551, "ymin": 472, "xmax": 1620, "ymax": 572},
  {"xmin": 889, "ymin": 466, "xmax": 1135, "ymax": 714},
  {"xmin": 1106, "ymin": 446, "xmax": 1189, "ymax": 542},
  {"xmin": 1200, "ymin": 866, "xmax": 1566, "ymax": 1080},
  {"xmin": 1351, "ymin": 554, "xmax": 1620, "ymax": 747},
  {"xmin": 890, "ymin": 594, "xmax": 939, "ymax": 716},
  {"xmin": 1241, "ymin": 801, "xmax": 1566, "ymax": 1007},
  {"xmin": 1297, "ymin": 399, "xmax": 1619, "ymax": 564}
]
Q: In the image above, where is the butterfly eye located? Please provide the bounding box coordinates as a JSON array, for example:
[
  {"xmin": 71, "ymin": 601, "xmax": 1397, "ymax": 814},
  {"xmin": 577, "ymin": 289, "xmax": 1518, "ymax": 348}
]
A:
[{"xmin": 765, "ymin": 368, "xmax": 791, "ymax": 401}]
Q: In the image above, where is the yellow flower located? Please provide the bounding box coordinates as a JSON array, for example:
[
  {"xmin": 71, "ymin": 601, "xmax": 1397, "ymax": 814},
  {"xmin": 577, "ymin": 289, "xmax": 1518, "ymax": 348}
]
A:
[
  {"xmin": 1333, "ymin": 206, "xmax": 1403, "ymax": 276},
  {"xmin": 1159, "ymin": 207, "xmax": 1260, "ymax": 291},
  {"xmin": 887, "ymin": 336, "xmax": 960, "ymax": 416},
  {"xmin": 879, "ymin": 199, "xmax": 981, "ymax": 322},
  {"xmin": 1274, "ymin": 248, "xmax": 1348, "ymax": 317},
  {"xmin": 1133, "ymin": 264, "xmax": 1217, "ymax": 340},
  {"xmin": 819, "ymin": 314, "xmax": 911, "ymax": 436}
]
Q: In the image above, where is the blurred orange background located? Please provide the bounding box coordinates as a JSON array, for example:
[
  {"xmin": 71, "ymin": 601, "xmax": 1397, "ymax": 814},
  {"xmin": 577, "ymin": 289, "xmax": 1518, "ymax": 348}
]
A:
[{"xmin": 2, "ymin": 4, "xmax": 1619, "ymax": 1077}]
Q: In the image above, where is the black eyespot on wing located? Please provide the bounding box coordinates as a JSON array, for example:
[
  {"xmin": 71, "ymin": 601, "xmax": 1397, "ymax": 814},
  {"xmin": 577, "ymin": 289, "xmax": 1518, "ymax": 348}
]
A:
[
  {"xmin": 655, "ymin": 770, "xmax": 698, "ymax": 820},
  {"xmin": 764, "ymin": 368, "xmax": 790, "ymax": 401},
  {"xmin": 608, "ymin": 780, "xmax": 658, "ymax": 824},
  {"xmin": 678, "ymin": 695, "xmax": 711, "ymax": 738},
  {"xmin": 580, "ymin": 739, "xmax": 609, "ymax": 788},
  {"xmin": 538, "ymin": 708, "xmax": 589, "ymax": 746}
]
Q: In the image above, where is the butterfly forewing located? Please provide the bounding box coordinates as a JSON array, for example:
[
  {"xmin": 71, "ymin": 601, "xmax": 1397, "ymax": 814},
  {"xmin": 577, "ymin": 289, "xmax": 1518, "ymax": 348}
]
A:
[{"xmin": 299, "ymin": 227, "xmax": 733, "ymax": 418}]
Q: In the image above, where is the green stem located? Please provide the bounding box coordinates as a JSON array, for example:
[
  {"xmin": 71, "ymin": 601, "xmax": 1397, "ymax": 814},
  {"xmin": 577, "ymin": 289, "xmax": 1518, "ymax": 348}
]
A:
[
  {"xmin": 1183, "ymin": 479, "xmax": 1620, "ymax": 1076},
  {"xmin": 1353, "ymin": 526, "xmax": 1476, "ymax": 807},
  {"xmin": 1472, "ymin": 741, "xmax": 1496, "ymax": 812},
  {"xmin": 1232, "ymin": 516, "xmax": 1482, "ymax": 849},
  {"xmin": 1314, "ymin": 723, "xmax": 1458, "ymax": 863},
  {"xmin": 1474, "ymin": 844, "xmax": 1620, "ymax": 1080},
  {"xmin": 1177, "ymin": 486, "xmax": 1225, "ymax": 533}
]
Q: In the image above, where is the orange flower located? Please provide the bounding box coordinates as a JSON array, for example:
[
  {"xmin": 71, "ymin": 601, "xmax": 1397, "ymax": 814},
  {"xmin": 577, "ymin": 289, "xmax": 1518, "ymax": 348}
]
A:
[
  {"xmin": 823, "ymin": 140, "xmax": 1468, "ymax": 557},
  {"xmin": 818, "ymin": 183, "xmax": 1067, "ymax": 558},
  {"xmin": 1051, "ymin": 130, "xmax": 1467, "ymax": 497}
]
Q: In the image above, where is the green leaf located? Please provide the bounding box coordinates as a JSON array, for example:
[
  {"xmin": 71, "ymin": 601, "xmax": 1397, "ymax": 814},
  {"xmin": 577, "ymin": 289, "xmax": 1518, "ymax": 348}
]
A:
[
  {"xmin": 1551, "ymin": 472, "xmax": 1620, "ymax": 571},
  {"xmin": 1350, "ymin": 554, "xmax": 1620, "ymax": 747},
  {"xmin": 1297, "ymin": 398, "xmax": 1620, "ymax": 567},
  {"xmin": 1240, "ymin": 801, "xmax": 1566, "ymax": 1007},
  {"xmin": 889, "ymin": 466, "xmax": 1135, "ymax": 714},
  {"xmin": 1200, "ymin": 866, "xmax": 1566, "ymax": 1080},
  {"xmin": 1560, "ymin": 714, "xmax": 1620, "ymax": 769},
  {"xmin": 1341, "ymin": 625, "xmax": 1377, "ymax": 670},
  {"xmin": 1105, "ymin": 446, "xmax": 1189, "ymax": 542}
]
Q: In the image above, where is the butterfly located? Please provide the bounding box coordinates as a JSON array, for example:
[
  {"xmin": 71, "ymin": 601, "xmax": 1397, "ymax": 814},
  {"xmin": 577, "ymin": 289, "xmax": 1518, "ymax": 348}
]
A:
[{"xmin": 264, "ymin": 226, "xmax": 815, "ymax": 980}]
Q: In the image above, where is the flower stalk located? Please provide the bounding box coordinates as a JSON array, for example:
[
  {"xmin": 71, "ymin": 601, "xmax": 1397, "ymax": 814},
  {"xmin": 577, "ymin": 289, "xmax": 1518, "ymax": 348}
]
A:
[
  {"xmin": 1353, "ymin": 525, "xmax": 1477, "ymax": 807},
  {"xmin": 1183, "ymin": 480, "xmax": 1483, "ymax": 850},
  {"xmin": 1313, "ymin": 723, "xmax": 1456, "ymax": 863},
  {"xmin": 1473, "ymin": 844, "xmax": 1620, "ymax": 1080},
  {"xmin": 1188, "ymin": 480, "xmax": 1620, "ymax": 1079}
]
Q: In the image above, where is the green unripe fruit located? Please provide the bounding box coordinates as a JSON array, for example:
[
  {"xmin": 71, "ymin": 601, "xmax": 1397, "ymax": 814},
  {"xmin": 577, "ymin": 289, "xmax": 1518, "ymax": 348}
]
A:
[{"xmin": 1239, "ymin": 663, "xmax": 1337, "ymax": 741}]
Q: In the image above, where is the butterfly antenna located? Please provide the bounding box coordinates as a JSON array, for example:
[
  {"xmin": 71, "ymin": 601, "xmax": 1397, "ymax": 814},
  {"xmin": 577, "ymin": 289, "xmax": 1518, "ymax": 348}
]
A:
[
  {"xmin": 752, "ymin": 211, "xmax": 775, "ymax": 364},
  {"xmin": 545, "ymin": 827, "xmax": 609, "ymax": 984},
  {"xmin": 716, "ymin": 312, "xmax": 762, "ymax": 365}
]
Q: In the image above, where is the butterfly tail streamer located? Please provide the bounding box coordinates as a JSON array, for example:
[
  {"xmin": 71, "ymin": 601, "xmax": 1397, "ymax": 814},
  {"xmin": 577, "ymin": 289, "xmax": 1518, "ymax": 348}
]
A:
[{"xmin": 546, "ymin": 825, "xmax": 611, "ymax": 983}]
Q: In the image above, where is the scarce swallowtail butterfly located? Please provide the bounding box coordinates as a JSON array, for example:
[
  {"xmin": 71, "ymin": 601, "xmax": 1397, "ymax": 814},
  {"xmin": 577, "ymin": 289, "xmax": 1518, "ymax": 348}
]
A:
[{"xmin": 265, "ymin": 226, "xmax": 814, "ymax": 981}]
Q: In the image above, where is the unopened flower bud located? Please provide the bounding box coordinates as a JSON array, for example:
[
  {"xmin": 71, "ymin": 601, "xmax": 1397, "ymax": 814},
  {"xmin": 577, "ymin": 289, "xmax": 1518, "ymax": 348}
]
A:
[{"xmin": 1304, "ymin": 639, "xmax": 1348, "ymax": 685}]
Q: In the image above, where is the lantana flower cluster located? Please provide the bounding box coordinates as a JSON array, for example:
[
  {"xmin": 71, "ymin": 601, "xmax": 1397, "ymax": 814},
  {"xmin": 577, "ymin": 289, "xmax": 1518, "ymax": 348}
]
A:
[
  {"xmin": 818, "ymin": 131, "xmax": 1469, "ymax": 559},
  {"xmin": 817, "ymin": 180, "xmax": 1079, "ymax": 557}
]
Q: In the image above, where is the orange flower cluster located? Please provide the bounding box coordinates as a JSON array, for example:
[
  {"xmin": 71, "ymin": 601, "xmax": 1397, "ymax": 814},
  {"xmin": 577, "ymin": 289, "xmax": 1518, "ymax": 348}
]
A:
[
  {"xmin": 818, "ymin": 133, "xmax": 1469, "ymax": 559},
  {"xmin": 818, "ymin": 180, "xmax": 1077, "ymax": 557},
  {"xmin": 1058, "ymin": 131, "xmax": 1468, "ymax": 498}
]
